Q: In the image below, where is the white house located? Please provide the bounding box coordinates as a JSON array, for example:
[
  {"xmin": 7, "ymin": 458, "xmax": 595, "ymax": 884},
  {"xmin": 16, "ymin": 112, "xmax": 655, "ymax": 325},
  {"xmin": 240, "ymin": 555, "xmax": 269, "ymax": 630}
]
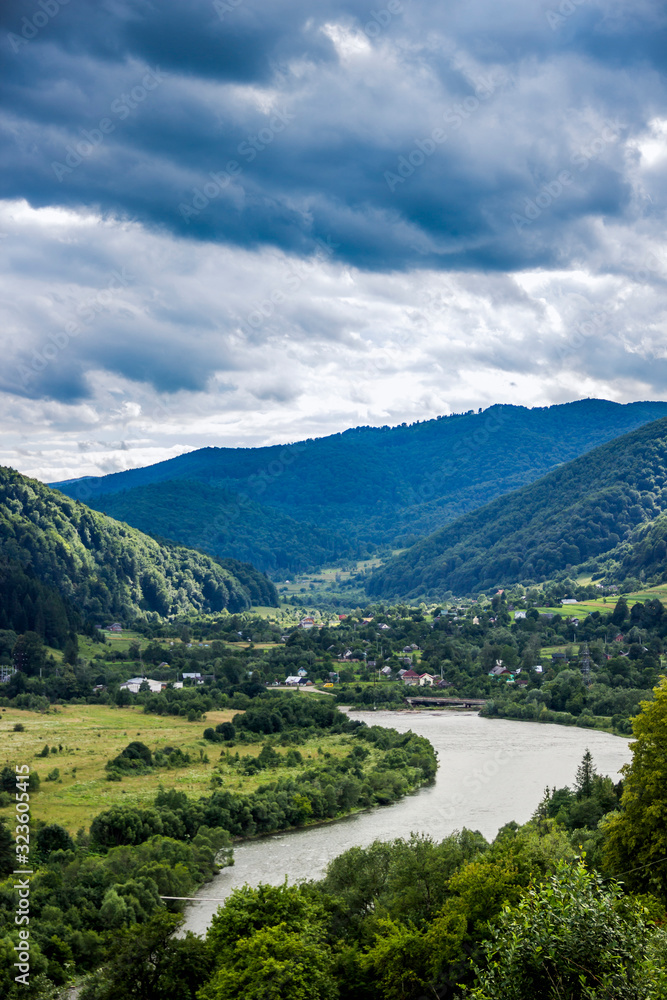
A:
[
  {"xmin": 285, "ymin": 675, "xmax": 301, "ymax": 686},
  {"xmin": 120, "ymin": 677, "xmax": 165, "ymax": 694}
]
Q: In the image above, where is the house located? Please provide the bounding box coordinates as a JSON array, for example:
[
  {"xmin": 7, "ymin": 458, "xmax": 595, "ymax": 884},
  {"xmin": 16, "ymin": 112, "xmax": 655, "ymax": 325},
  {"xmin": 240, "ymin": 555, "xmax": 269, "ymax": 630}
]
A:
[
  {"xmin": 551, "ymin": 653, "xmax": 568, "ymax": 665},
  {"xmin": 401, "ymin": 669, "xmax": 421, "ymax": 686},
  {"xmin": 418, "ymin": 673, "xmax": 435, "ymax": 687},
  {"xmin": 378, "ymin": 623, "xmax": 390, "ymax": 630},
  {"xmin": 285, "ymin": 675, "xmax": 301, "ymax": 686},
  {"xmin": 107, "ymin": 623, "xmax": 123, "ymax": 633},
  {"xmin": 397, "ymin": 668, "xmax": 408, "ymax": 677},
  {"xmin": 514, "ymin": 611, "xmax": 527, "ymax": 620},
  {"xmin": 614, "ymin": 634, "xmax": 624, "ymax": 643},
  {"xmin": 299, "ymin": 678, "xmax": 314, "ymax": 686},
  {"xmin": 297, "ymin": 667, "xmax": 308, "ymax": 677},
  {"xmin": 472, "ymin": 616, "xmax": 480, "ymax": 625},
  {"xmin": 380, "ymin": 666, "xmax": 392, "ymax": 676},
  {"xmin": 182, "ymin": 672, "xmax": 203, "ymax": 685},
  {"xmin": 173, "ymin": 681, "xmax": 183, "ymax": 689},
  {"xmin": 436, "ymin": 679, "xmax": 452, "ymax": 688},
  {"xmin": 158, "ymin": 661, "xmax": 169, "ymax": 668},
  {"xmin": 120, "ymin": 677, "xmax": 165, "ymax": 694},
  {"xmin": 533, "ymin": 665, "xmax": 543, "ymax": 673},
  {"xmin": 516, "ymin": 677, "xmax": 529, "ymax": 687},
  {"xmin": 299, "ymin": 617, "xmax": 316, "ymax": 629},
  {"xmin": 489, "ymin": 665, "xmax": 509, "ymax": 677},
  {"xmin": 561, "ymin": 599, "xmax": 578, "ymax": 605}
]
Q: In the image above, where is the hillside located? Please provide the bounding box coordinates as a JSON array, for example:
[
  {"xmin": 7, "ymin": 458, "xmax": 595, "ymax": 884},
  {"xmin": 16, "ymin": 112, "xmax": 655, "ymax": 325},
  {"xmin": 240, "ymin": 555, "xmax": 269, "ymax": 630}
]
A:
[
  {"xmin": 0, "ymin": 466, "xmax": 277, "ymax": 625},
  {"xmin": 366, "ymin": 416, "xmax": 667, "ymax": 598},
  {"xmin": 51, "ymin": 399, "xmax": 667, "ymax": 572},
  {"xmin": 88, "ymin": 479, "xmax": 353, "ymax": 573}
]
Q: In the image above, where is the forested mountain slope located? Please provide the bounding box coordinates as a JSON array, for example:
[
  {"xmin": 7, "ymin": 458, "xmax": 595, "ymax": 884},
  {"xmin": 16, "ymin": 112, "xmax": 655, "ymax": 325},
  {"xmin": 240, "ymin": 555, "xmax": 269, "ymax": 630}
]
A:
[
  {"xmin": 0, "ymin": 466, "xmax": 277, "ymax": 622},
  {"xmin": 367, "ymin": 416, "xmax": 667, "ymax": 598},
  {"xmin": 51, "ymin": 400, "xmax": 667, "ymax": 571},
  {"xmin": 88, "ymin": 480, "xmax": 353, "ymax": 574}
]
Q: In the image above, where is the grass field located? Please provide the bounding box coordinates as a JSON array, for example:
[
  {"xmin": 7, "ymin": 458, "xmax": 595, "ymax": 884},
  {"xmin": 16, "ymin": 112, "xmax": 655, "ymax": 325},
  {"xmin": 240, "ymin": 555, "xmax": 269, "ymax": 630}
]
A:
[
  {"xmin": 0, "ymin": 703, "xmax": 361, "ymax": 834},
  {"xmin": 522, "ymin": 585, "xmax": 667, "ymax": 623}
]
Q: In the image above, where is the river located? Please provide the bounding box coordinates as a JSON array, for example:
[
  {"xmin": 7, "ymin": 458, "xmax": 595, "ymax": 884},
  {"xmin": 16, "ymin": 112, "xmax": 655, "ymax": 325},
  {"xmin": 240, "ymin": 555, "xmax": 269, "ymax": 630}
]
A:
[{"xmin": 181, "ymin": 711, "xmax": 631, "ymax": 935}]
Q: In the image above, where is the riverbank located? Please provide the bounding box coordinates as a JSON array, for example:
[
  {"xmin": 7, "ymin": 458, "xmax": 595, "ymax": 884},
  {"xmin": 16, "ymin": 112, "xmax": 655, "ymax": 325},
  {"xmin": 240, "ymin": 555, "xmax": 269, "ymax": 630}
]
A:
[{"xmin": 180, "ymin": 710, "xmax": 631, "ymax": 935}]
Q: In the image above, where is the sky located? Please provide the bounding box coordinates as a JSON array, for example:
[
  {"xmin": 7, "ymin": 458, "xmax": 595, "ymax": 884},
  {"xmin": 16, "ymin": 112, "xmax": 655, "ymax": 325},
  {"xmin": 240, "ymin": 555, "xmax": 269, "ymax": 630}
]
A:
[{"xmin": 1, "ymin": 0, "xmax": 666, "ymax": 483}]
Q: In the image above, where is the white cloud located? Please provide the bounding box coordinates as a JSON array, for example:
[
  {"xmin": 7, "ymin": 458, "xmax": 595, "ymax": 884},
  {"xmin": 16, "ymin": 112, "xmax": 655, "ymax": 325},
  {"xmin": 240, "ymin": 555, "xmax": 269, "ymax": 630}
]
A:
[{"xmin": 1, "ymin": 196, "xmax": 666, "ymax": 482}]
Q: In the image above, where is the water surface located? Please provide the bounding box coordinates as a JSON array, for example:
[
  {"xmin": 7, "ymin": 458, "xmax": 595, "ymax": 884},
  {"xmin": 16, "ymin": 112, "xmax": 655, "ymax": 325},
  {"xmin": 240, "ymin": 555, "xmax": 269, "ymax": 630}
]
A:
[{"xmin": 181, "ymin": 711, "xmax": 631, "ymax": 935}]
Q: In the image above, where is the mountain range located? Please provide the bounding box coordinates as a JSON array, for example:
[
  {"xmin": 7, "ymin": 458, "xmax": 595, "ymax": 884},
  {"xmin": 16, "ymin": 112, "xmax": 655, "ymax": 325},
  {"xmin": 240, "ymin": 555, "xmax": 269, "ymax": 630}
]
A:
[
  {"xmin": 367, "ymin": 416, "xmax": 667, "ymax": 598},
  {"xmin": 52, "ymin": 399, "xmax": 667, "ymax": 575}
]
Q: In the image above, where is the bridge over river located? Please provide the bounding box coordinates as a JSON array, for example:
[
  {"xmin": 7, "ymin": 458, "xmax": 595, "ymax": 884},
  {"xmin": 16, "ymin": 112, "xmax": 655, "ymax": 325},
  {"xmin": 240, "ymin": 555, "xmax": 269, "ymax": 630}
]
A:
[{"xmin": 404, "ymin": 696, "xmax": 487, "ymax": 708}]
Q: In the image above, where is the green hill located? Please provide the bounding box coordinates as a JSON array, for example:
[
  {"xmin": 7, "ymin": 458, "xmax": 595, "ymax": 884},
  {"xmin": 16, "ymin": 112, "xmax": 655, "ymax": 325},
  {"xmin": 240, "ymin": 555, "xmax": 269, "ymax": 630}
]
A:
[
  {"xmin": 90, "ymin": 479, "xmax": 353, "ymax": 574},
  {"xmin": 51, "ymin": 399, "xmax": 667, "ymax": 572},
  {"xmin": 366, "ymin": 416, "xmax": 667, "ymax": 598},
  {"xmin": 0, "ymin": 466, "xmax": 277, "ymax": 625}
]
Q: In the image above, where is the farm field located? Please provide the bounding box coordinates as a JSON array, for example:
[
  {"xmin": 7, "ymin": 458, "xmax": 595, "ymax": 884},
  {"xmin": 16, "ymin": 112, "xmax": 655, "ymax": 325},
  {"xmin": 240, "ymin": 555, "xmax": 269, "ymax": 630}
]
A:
[
  {"xmin": 529, "ymin": 584, "xmax": 667, "ymax": 621},
  {"xmin": 0, "ymin": 703, "xmax": 357, "ymax": 834}
]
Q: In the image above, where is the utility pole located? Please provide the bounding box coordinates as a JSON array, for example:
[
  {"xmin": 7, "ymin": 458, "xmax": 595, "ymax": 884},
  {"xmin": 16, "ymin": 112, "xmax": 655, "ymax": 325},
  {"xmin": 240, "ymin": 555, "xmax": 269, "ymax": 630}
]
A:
[{"xmin": 581, "ymin": 643, "xmax": 591, "ymax": 686}]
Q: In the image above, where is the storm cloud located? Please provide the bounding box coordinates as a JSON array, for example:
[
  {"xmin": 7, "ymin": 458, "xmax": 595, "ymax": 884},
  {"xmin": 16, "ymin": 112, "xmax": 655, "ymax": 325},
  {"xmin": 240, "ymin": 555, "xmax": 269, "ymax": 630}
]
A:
[{"xmin": 1, "ymin": 0, "xmax": 666, "ymax": 478}]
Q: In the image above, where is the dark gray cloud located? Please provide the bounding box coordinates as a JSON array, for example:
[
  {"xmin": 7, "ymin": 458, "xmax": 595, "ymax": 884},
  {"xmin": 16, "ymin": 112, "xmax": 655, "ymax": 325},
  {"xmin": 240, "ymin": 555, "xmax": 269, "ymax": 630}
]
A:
[
  {"xmin": 1, "ymin": 0, "xmax": 667, "ymax": 479},
  {"xmin": 1, "ymin": 0, "xmax": 665, "ymax": 271}
]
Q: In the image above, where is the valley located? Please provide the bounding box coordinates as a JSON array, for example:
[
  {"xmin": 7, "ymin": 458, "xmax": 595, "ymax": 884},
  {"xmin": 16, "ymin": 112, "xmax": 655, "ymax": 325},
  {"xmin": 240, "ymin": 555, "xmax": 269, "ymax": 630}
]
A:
[{"xmin": 4, "ymin": 399, "xmax": 667, "ymax": 998}]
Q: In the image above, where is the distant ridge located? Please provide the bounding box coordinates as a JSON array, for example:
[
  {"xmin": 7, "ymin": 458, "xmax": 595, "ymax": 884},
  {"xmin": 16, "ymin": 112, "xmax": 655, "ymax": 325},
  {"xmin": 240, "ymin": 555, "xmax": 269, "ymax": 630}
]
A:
[
  {"xmin": 51, "ymin": 399, "xmax": 667, "ymax": 574},
  {"xmin": 366, "ymin": 415, "xmax": 667, "ymax": 597}
]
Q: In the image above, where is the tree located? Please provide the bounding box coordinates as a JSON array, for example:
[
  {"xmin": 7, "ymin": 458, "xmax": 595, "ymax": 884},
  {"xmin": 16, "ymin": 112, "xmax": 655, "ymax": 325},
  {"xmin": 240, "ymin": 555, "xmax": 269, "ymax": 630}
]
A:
[
  {"xmin": 466, "ymin": 860, "xmax": 657, "ymax": 999},
  {"xmin": 604, "ymin": 677, "xmax": 667, "ymax": 899},
  {"xmin": 0, "ymin": 817, "xmax": 13, "ymax": 877},
  {"xmin": 36, "ymin": 823, "xmax": 75, "ymax": 858},
  {"xmin": 202, "ymin": 882, "xmax": 336, "ymax": 1000},
  {"xmin": 199, "ymin": 923, "xmax": 337, "ymax": 1000},
  {"xmin": 79, "ymin": 911, "xmax": 214, "ymax": 1000},
  {"xmin": 12, "ymin": 632, "xmax": 46, "ymax": 676},
  {"xmin": 611, "ymin": 596, "xmax": 630, "ymax": 626},
  {"xmin": 575, "ymin": 748, "xmax": 595, "ymax": 799}
]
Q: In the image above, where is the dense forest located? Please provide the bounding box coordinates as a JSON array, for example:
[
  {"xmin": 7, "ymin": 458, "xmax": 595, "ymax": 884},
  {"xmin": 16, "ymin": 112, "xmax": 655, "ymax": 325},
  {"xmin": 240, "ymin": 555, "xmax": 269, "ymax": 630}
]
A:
[
  {"xmin": 0, "ymin": 467, "xmax": 276, "ymax": 626},
  {"xmin": 53, "ymin": 400, "xmax": 667, "ymax": 572},
  {"xmin": 368, "ymin": 416, "xmax": 667, "ymax": 598},
  {"xmin": 91, "ymin": 480, "xmax": 353, "ymax": 574},
  {"xmin": 6, "ymin": 685, "xmax": 667, "ymax": 999},
  {"xmin": 0, "ymin": 698, "xmax": 436, "ymax": 998}
]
